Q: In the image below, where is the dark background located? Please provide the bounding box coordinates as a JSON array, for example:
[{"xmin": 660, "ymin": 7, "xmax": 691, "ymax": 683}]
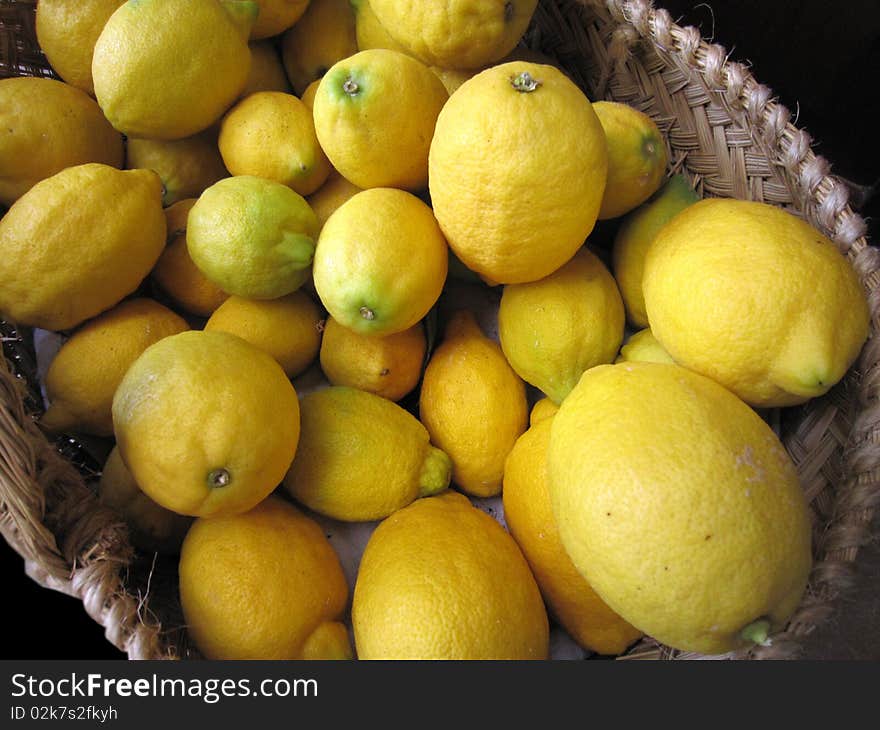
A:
[{"xmin": 2, "ymin": 0, "xmax": 880, "ymax": 660}]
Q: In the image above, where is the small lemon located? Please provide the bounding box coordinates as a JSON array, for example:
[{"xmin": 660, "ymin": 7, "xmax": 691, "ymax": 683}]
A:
[
  {"xmin": 419, "ymin": 310, "xmax": 528, "ymax": 498},
  {"xmin": 643, "ymin": 198, "xmax": 870, "ymax": 407},
  {"xmin": 250, "ymin": 0, "xmax": 311, "ymax": 40},
  {"xmin": 299, "ymin": 79, "xmax": 320, "ymax": 109},
  {"xmin": 615, "ymin": 328, "xmax": 674, "ymax": 364},
  {"xmin": 187, "ymin": 175, "xmax": 318, "ymax": 300},
  {"xmin": 112, "ymin": 330, "xmax": 300, "ymax": 518},
  {"xmin": 240, "ymin": 40, "xmax": 293, "ymax": 97},
  {"xmin": 351, "ymin": 0, "xmax": 407, "ymax": 53},
  {"xmin": 313, "ymin": 187, "xmax": 448, "ymax": 336},
  {"xmin": 319, "ymin": 316, "xmax": 426, "ymax": 401},
  {"xmin": 218, "ymin": 91, "xmax": 330, "ymax": 196},
  {"xmin": 151, "ymin": 199, "xmax": 230, "ymax": 318},
  {"xmin": 313, "ymin": 49, "xmax": 448, "ymax": 190},
  {"xmin": 179, "ymin": 495, "xmax": 351, "ymax": 660},
  {"xmin": 306, "ymin": 170, "xmax": 362, "ymax": 229},
  {"xmin": 352, "ymin": 491, "xmax": 549, "ymax": 659},
  {"xmin": 499, "ymin": 248, "xmax": 625, "ymax": 404},
  {"xmin": 41, "ymin": 298, "xmax": 189, "ymax": 437},
  {"xmin": 205, "ymin": 291, "xmax": 323, "ymax": 378},
  {"xmin": 611, "ymin": 173, "xmax": 699, "ymax": 327},
  {"xmin": 0, "ymin": 163, "xmax": 165, "ymax": 331},
  {"xmin": 529, "ymin": 397, "xmax": 559, "ymax": 426}
]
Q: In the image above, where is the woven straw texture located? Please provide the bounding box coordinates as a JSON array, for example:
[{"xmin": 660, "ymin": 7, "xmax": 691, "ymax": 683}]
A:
[{"xmin": 2, "ymin": 0, "xmax": 879, "ymax": 660}]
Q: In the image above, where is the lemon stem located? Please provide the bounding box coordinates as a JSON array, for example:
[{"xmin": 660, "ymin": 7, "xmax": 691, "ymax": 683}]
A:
[
  {"xmin": 343, "ymin": 78, "xmax": 360, "ymax": 96},
  {"xmin": 740, "ymin": 618, "xmax": 773, "ymax": 647},
  {"xmin": 359, "ymin": 306, "xmax": 375, "ymax": 321},
  {"xmin": 418, "ymin": 447, "xmax": 453, "ymax": 497},
  {"xmin": 511, "ymin": 71, "xmax": 541, "ymax": 93},
  {"xmin": 208, "ymin": 468, "xmax": 231, "ymax": 489}
]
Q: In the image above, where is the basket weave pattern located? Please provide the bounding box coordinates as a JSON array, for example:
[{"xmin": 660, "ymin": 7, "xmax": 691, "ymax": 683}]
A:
[{"xmin": 1, "ymin": 0, "xmax": 879, "ymax": 660}]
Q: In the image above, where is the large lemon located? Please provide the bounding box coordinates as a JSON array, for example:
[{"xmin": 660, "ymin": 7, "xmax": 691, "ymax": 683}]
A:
[{"xmin": 548, "ymin": 362, "xmax": 813, "ymax": 655}]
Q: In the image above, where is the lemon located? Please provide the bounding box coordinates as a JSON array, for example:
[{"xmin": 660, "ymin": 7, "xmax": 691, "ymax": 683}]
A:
[
  {"xmin": 306, "ymin": 170, "xmax": 362, "ymax": 229},
  {"xmin": 187, "ymin": 175, "xmax": 318, "ymax": 300},
  {"xmin": 313, "ymin": 49, "xmax": 448, "ymax": 190},
  {"xmin": 615, "ymin": 327, "xmax": 674, "ymax": 364},
  {"xmin": 92, "ymin": 0, "xmax": 255, "ymax": 139},
  {"xmin": 319, "ymin": 317, "xmax": 426, "ymax": 401},
  {"xmin": 430, "ymin": 66, "xmax": 475, "ymax": 95},
  {"xmin": 351, "ymin": 0, "xmax": 407, "ymax": 53},
  {"xmin": 643, "ymin": 198, "xmax": 870, "ymax": 407},
  {"xmin": 126, "ymin": 130, "xmax": 228, "ymax": 207},
  {"xmin": 283, "ymin": 386, "xmax": 451, "ymax": 521},
  {"xmin": 419, "ymin": 310, "xmax": 527, "ymax": 498},
  {"xmin": 368, "ymin": 0, "xmax": 538, "ymax": 70},
  {"xmin": 0, "ymin": 77, "xmax": 124, "ymax": 206},
  {"xmin": 499, "ymin": 248, "xmax": 625, "ymax": 404},
  {"xmin": 98, "ymin": 447, "xmax": 193, "ymax": 555},
  {"xmin": 35, "ymin": 0, "xmax": 126, "ymax": 96},
  {"xmin": 0, "ymin": 163, "xmax": 165, "ymax": 331},
  {"xmin": 41, "ymin": 298, "xmax": 189, "ymax": 438},
  {"xmin": 218, "ymin": 91, "xmax": 330, "ymax": 196},
  {"xmin": 352, "ymin": 491, "xmax": 548, "ymax": 659},
  {"xmin": 205, "ymin": 291, "xmax": 323, "ymax": 378},
  {"xmin": 592, "ymin": 101, "xmax": 668, "ymax": 220},
  {"xmin": 429, "ymin": 62, "xmax": 607, "ymax": 284},
  {"xmin": 611, "ymin": 173, "xmax": 699, "ymax": 327},
  {"xmin": 529, "ymin": 397, "xmax": 559, "ymax": 426},
  {"xmin": 151, "ymin": 199, "xmax": 230, "ymax": 318},
  {"xmin": 299, "ymin": 79, "xmax": 320, "ymax": 109},
  {"xmin": 548, "ymin": 362, "xmax": 813, "ymax": 655},
  {"xmin": 241, "ymin": 40, "xmax": 293, "ymax": 97},
  {"xmin": 250, "ymin": 0, "xmax": 311, "ymax": 39},
  {"xmin": 179, "ymin": 495, "xmax": 351, "ymax": 660},
  {"xmin": 280, "ymin": 0, "xmax": 357, "ymax": 95},
  {"xmin": 112, "ymin": 330, "xmax": 300, "ymax": 518},
  {"xmin": 503, "ymin": 417, "xmax": 643, "ymax": 655},
  {"xmin": 313, "ymin": 187, "xmax": 448, "ymax": 336}
]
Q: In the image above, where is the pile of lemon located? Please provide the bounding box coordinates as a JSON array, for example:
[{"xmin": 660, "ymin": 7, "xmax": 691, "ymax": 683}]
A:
[{"xmin": 0, "ymin": 0, "xmax": 870, "ymax": 660}]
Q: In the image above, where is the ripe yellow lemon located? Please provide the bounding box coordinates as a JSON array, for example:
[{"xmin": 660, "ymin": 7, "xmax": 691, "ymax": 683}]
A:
[
  {"xmin": 112, "ymin": 330, "xmax": 300, "ymax": 518},
  {"xmin": 615, "ymin": 328, "xmax": 674, "ymax": 364},
  {"xmin": 179, "ymin": 495, "xmax": 351, "ymax": 660},
  {"xmin": 319, "ymin": 317, "xmax": 426, "ymax": 401},
  {"xmin": 299, "ymin": 79, "xmax": 320, "ymax": 109},
  {"xmin": 352, "ymin": 491, "xmax": 549, "ymax": 659},
  {"xmin": 250, "ymin": 0, "xmax": 311, "ymax": 39},
  {"xmin": 548, "ymin": 362, "xmax": 813, "ymax": 655},
  {"xmin": 240, "ymin": 40, "xmax": 293, "ymax": 97},
  {"xmin": 218, "ymin": 91, "xmax": 330, "ymax": 196},
  {"xmin": 283, "ymin": 386, "xmax": 451, "ymax": 521},
  {"xmin": 368, "ymin": 0, "xmax": 538, "ymax": 70},
  {"xmin": 503, "ymin": 417, "xmax": 643, "ymax": 655},
  {"xmin": 312, "ymin": 49, "xmax": 448, "ymax": 190},
  {"xmin": 41, "ymin": 298, "xmax": 189, "ymax": 438},
  {"xmin": 0, "ymin": 163, "xmax": 165, "ymax": 331},
  {"xmin": 643, "ymin": 199, "xmax": 870, "ymax": 407},
  {"xmin": 0, "ymin": 77, "xmax": 124, "ymax": 206},
  {"xmin": 429, "ymin": 62, "xmax": 607, "ymax": 284},
  {"xmin": 313, "ymin": 188, "xmax": 448, "ymax": 336},
  {"xmin": 187, "ymin": 175, "xmax": 318, "ymax": 300},
  {"xmin": 205, "ymin": 291, "xmax": 323, "ymax": 378},
  {"xmin": 419, "ymin": 310, "xmax": 527, "ymax": 498},
  {"xmin": 611, "ymin": 173, "xmax": 699, "ymax": 327},
  {"xmin": 498, "ymin": 248, "xmax": 625, "ymax": 404},
  {"xmin": 306, "ymin": 170, "xmax": 362, "ymax": 230},
  {"xmin": 529, "ymin": 397, "xmax": 559, "ymax": 426}
]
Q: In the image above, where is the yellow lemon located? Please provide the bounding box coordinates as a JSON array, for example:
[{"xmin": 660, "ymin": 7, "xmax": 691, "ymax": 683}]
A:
[
  {"xmin": 41, "ymin": 298, "xmax": 189, "ymax": 438},
  {"xmin": 283, "ymin": 386, "xmax": 451, "ymax": 521},
  {"xmin": 306, "ymin": 169, "xmax": 362, "ymax": 229},
  {"xmin": 643, "ymin": 199, "xmax": 870, "ymax": 407},
  {"xmin": 299, "ymin": 79, "xmax": 320, "ymax": 109},
  {"xmin": 98, "ymin": 447, "xmax": 193, "ymax": 555},
  {"xmin": 205, "ymin": 291, "xmax": 323, "ymax": 378},
  {"xmin": 593, "ymin": 100, "xmax": 668, "ymax": 220},
  {"xmin": 529, "ymin": 397, "xmax": 559, "ymax": 426},
  {"xmin": 92, "ymin": 0, "xmax": 255, "ymax": 139},
  {"xmin": 126, "ymin": 130, "xmax": 228, "ymax": 207},
  {"xmin": 430, "ymin": 66, "xmax": 476, "ymax": 95},
  {"xmin": 499, "ymin": 248, "xmax": 625, "ymax": 404},
  {"xmin": 611, "ymin": 173, "xmax": 699, "ymax": 327},
  {"xmin": 503, "ymin": 417, "xmax": 643, "ymax": 655},
  {"xmin": 319, "ymin": 317, "xmax": 426, "ymax": 401},
  {"xmin": 187, "ymin": 175, "xmax": 318, "ymax": 299},
  {"xmin": 615, "ymin": 327, "xmax": 674, "ymax": 364},
  {"xmin": 0, "ymin": 77, "xmax": 124, "ymax": 206},
  {"xmin": 352, "ymin": 491, "xmax": 549, "ymax": 659},
  {"xmin": 250, "ymin": 0, "xmax": 311, "ymax": 39},
  {"xmin": 429, "ymin": 62, "xmax": 607, "ymax": 284},
  {"xmin": 280, "ymin": 0, "xmax": 357, "ymax": 95},
  {"xmin": 419, "ymin": 310, "xmax": 527, "ymax": 497},
  {"xmin": 0, "ymin": 163, "xmax": 165, "ymax": 331},
  {"xmin": 35, "ymin": 0, "xmax": 126, "ymax": 96},
  {"xmin": 548, "ymin": 362, "xmax": 813, "ymax": 655},
  {"xmin": 112, "ymin": 330, "xmax": 300, "ymax": 518},
  {"xmin": 151, "ymin": 199, "xmax": 229, "ymax": 318},
  {"xmin": 179, "ymin": 495, "xmax": 351, "ymax": 660},
  {"xmin": 351, "ymin": 0, "xmax": 407, "ymax": 53},
  {"xmin": 313, "ymin": 49, "xmax": 448, "ymax": 190},
  {"xmin": 218, "ymin": 91, "xmax": 330, "ymax": 196},
  {"xmin": 368, "ymin": 0, "xmax": 538, "ymax": 70},
  {"xmin": 313, "ymin": 187, "xmax": 448, "ymax": 336},
  {"xmin": 240, "ymin": 40, "xmax": 293, "ymax": 97}
]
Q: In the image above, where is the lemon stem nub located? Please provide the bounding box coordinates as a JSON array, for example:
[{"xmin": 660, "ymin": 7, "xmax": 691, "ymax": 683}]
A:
[
  {"xmin": 208, "ymin": 468, "xmax": 231, "ymax": 489},
  {"xmin": 343, "ymin": 78, "xmax": 360, "ymax": 96},
  {"xmin": 740, "ymin": 618, "xmax": 773, "ymax": 647},
  {"xmin": 418, "ymin": 446, "xmax": 453, "ymax": 497},
  {"xmin": 359, "ymin": 306, "xmax": 375, "ymax": 321},
  {"xmin": 511, "ymin": 71, "xmax": 541, "ymax": 93}
]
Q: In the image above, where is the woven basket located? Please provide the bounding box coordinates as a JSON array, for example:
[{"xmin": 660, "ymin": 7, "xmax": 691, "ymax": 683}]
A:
[{"xmin": 2, "ymin": 0, "xmax": 879, "ymax": 660}]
